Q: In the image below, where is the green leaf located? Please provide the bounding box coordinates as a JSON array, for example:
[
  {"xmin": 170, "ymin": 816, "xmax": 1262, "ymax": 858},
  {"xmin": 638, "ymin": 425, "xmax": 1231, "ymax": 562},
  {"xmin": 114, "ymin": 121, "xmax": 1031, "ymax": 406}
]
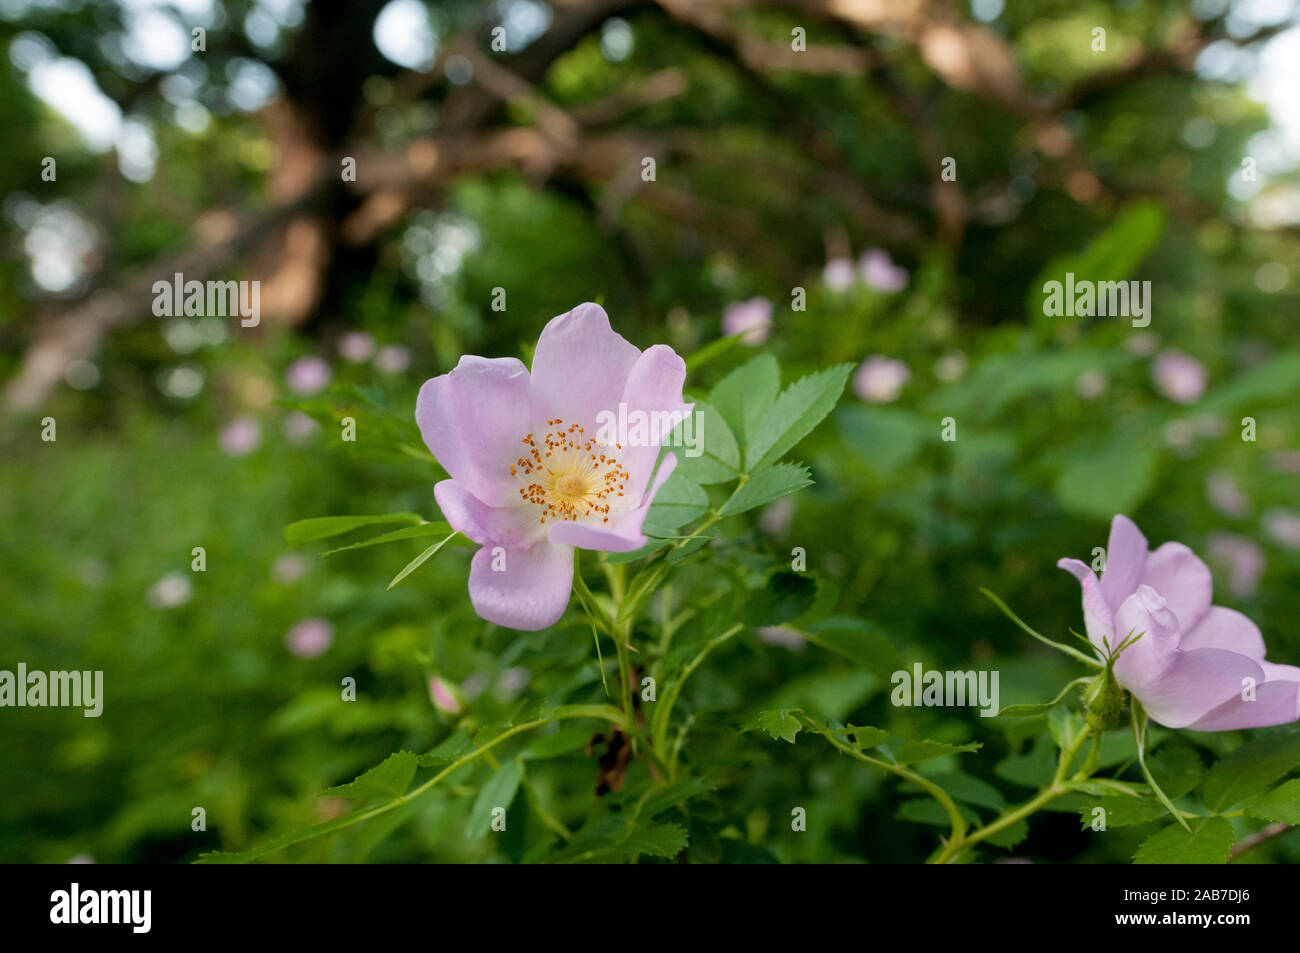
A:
[
  {"xmin": 1134, "ymin": 818, "xmax": 1234, "ymax": 864},
  {"xmin": 685, "ymin": 332, "xmax": 744, "ymax": 372},
  {"xmin": 709, "ymin": 353, "xmax": 780, "ymax": 445},
  {"xmin": 670, "ymin": 403, "xmax": 740, "ymax": 485},
  {"xmin": 1201, "ymin": 729, "xmax": 1300, "ymax": 812},
  {"xmin": 522, "ymin": 725, "xmax": 592, "ymax": 761},
  {"xmin": 757, "ymin": 709, "xmax": 802, "ymax": 744},
  {"xmin": 803, "ymin": 617, "xmax": 905, "ymax": 680},
  {"xmin": 745, "ymin": 363, "xmax": 852, "ymax": 471},
  {"xmin": 615, "ymin": 561, "xmax": 673, "ymax": 625},
  {"xmin": 897, "ymin": 799, "xmax": 980, "ymax": 828},
  {"xmin": 637, "ymin": 776, "xmax": 716, "ymax": 819},
  {"xmin": 1198, "ymin": 352, "xmax": 1300, "ymax": 415},
  {"xmin": 926, "ymin": 772, "xmax": 1007, "ymax": 811},
  {"xmin": 619, "ymin": 822, "xmax": 689, "ymax": 859},
  {"xmin": 985, "ymin": 818, "xmax": 1029, "ymax": 849},
  {"xmin": 1245, "ymin": 778, "xmax": 1300, "ymax": 824},
  {"xmin": 721, "ymin": 463, "xmax": 812, "ymax": 517},
  {"xmin": 642, "ymin": 471, "xmax": 709, "ymax": 535},
  {"xmin": 836, "ymin": 405, "xmax": 930, "ymax": 476},
  {"xmin": 1147, "ymin": 741, "xmax": 1204, "ymax": 801},
  {"xmin": 1079, "ymin": 797, "xmax": 1170, "ymax": 830},
  {"xmin": 890, "ymin": 739, "xmax": 981, "ymax": 766},
  {"xmin": 322, "ymin": 520, "xmax": 467, "ymax": 555},
  {"xmin": 465, "ymin": 759, "xmax": 523, "ymax": 839},
  {"xmin": 1055, "ymin": 434, "xmax": 1158, "ymax": 520},
  {"xmin": 319, "ymin": 751, "xmax": 418, "ymax": 800},
  {"xmin": 846, "ymin": 724, "xmax": 890, "ymax": 750},
  {"xmin": 996, "ymin": 737, "xmax": 1056, "ymax": 788},
  {"xmin": 742, "ymin": 570, "xmax": 817, "ymax": 627},
  {"xmin": 286, "ymin": 512, "xmax": 423, "ymax": 544},
  {"xmin": 1027, "ymin": 200, "xmax": 1166, "ymax": 327},
  {"xmin": 386, "ymin": 531, "xmax": 460, "ymax": 590},
  {"xmin": 420, "ymin": 729, "xmax": 472, "ymax": 766}
]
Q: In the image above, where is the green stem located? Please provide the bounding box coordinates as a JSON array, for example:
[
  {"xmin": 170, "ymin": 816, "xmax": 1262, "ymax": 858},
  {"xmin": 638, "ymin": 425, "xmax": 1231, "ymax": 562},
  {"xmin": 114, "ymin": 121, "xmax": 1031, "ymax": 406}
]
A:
[
  {"xmin": 815, "ymin": 726, "xmax": 968, "ymax": 845},
  {"xmin": 931, "ymin": 724, "xmax": 1094, "ymax": 864},
  {"xmin": 672, "ymin": 473, "xmax": 750, "ymax": 550},
  {"xmin": 652, "ymin": 622, "xmax": 745, "ymax": 775},
  {"xmin": 980, "ymin": 588, "xmax": 1103, "ymax": 669}
]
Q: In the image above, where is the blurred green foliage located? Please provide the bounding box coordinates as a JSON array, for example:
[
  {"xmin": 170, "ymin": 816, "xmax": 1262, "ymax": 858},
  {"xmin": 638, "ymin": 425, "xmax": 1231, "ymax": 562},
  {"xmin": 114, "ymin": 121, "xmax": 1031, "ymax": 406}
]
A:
[{"xmin": 2, "ymin": 0, "xmax": 1299, "ymax": 863}]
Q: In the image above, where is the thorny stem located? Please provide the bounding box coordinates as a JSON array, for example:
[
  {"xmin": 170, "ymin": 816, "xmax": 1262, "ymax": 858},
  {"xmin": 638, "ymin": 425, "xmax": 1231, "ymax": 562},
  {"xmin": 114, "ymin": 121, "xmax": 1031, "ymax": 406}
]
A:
[{"xmin": 930, "ymin": 724, "xmax": 1094, "ymax": 864}]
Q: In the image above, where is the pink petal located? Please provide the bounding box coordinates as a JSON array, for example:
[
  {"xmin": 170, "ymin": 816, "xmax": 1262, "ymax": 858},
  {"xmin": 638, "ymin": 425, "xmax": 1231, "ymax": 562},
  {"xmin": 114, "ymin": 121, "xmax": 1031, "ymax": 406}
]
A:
[
  {"xmin": 1139, "ymin": 542, "xmax": 1213, "ymax": 633},
  {"xmin": 1100, "ymin": 514, "xmax": 1148, "ymax": 610},
  {"xmin": 1111, "ymin": 585, "xmax": 1182, "ymax": 691},
  {"xmin": 616, "ymin": 343, "xmax": 691, "ymax": 498},
  {"xmin": 1138, "ymin": 647, "xmax": 1266, "ymax": 729},
  {"xmin": 548, "ymin": 452, "xmax": 678, "ymax": 552},
  {"xmin": 416, "ymin": 356, "xmax": 533, "ymax": 506},
  {"xmin": 1057, "ymin": 558, "xmax": 1113, "ymax": 655},
  {"xmin": 1178, "ymin": 606, "xmax": 1266, "ymax": 659},
  {"xmin": 530, "ymin": 303, "xmax": 641, "ymax": 433},
  {"xmin": 467, "ymin": 541, "xmax": 573, "ymax": 631},
  {"xmin": 1186, "ymin": 676, "xmax": 1300, "ymax": 731},
  {"xmin": 434, "ymin": 479, "xmax": 545, "ymax": 549}
]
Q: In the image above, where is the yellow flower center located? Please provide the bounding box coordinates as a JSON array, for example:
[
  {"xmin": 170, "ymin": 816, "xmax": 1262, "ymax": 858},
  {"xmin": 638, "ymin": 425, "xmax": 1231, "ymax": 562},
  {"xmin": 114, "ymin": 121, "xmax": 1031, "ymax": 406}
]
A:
[{"xmin": 511, "ymin": 418, "xmax": 630, "ymax": 524}]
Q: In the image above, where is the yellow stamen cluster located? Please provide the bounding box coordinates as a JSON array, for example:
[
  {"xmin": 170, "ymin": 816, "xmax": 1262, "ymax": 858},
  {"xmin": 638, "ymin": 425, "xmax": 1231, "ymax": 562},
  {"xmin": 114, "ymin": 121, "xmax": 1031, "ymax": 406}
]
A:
[{"xmin": 512, "ymin": 418, "xmax": 628, "ymax": 524}]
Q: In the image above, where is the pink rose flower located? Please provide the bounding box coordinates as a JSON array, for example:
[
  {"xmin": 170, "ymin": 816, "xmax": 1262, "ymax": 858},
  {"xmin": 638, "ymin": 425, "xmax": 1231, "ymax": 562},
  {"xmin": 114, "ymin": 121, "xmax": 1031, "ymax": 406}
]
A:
[
  {"xmin": 285, "ymin": 356, "xmax": 331, "ymax": 396},
  {"xmin": 858, "ymin": 248, "xmax": 908, "ymax": 292},
  {"xmin": 721, "ymin": 297, "xmax": 773, "ymax": 346},
  {"xmin": 1058, "ymin": 515, "xmax": 1300, "ymax": 730},
  {"xmin": 219, "ymin": 416, "xmax": 261, "ymax": 456},
  {"xmin": 375, "ymin": 345, "xmax": 411, "ymax": 374},
  {"xmin": 429, "ymin": 676, "xmax": 462, "ymax": 715},
  {"xmin": 853, "ymin": 355, "xmax": 910, "ymax": 403},
  {"xmin": 1263, "ymin": 508, "xmax": 1300, "ymax": 550},
  {"xmin": 822, "ymin": 257, "xmax": 855, "ymax": 291},
  {"xmin": 1151, "ymin": 350, "xmax": 1207, "ymax": 404},
  {"xmin": 416, "ymin": 303, "xmax": 691, "ymax": 630},
  {"xmin": 338, "ymin": 331, "xmax": 376, "ymax": 363},
  {"xmin": 1207, "ymin": 532, "xmax": 1266, "ymax": 599},
  {"xmin": 285, "ymin": 617, "xmax": 333, "ymax": 658}
]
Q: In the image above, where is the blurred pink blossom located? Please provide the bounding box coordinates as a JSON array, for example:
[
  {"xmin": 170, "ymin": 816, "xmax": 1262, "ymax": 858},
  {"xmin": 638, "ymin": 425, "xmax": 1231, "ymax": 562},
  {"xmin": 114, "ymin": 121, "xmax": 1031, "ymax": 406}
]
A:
[
  {"xmin": 858, "ymin": 248, "xmax": 908, "ymax": 292},
  {"xmin": 1075, "ymin": 369, "xmax": 1108, "ymax": 400},
  {"xmin": 1125, "ymin": 332, "xmax": 1158, "ymax": 357},
  {"xmin": 285, "ymin": 618, "xmax": 334, "ymax": 658},
  {"xmin": 1263, "ymin": 509, "xmax": 1300, "ymax": 549},
  {"xmin": 374, "ymin": 345, "xmax": 411, "ymax": 373},
  {"xmin": 429, "ymin": 676, "xmax": 463, "ymax": 715},
  {"xmin": 220, "ymin": 416, "xmax": 261, "ymax": 456},
  {"xmin": 1208, "ymin": 532, "xmax": 1266, "ymax": 599},
  {"xmin": 1151, "ymin": 350, "xmax": 1207, "ymax": 404},
  {"xmin": 338, "ymin": 331, "xmax": 376, "ymax": 363},
  {"xmin": 283, "ymin": 411, "xmax": 321, "ymax": 445},
  {"xmin": 285, "ymin": 356, "xmax": 331, "ymax": 395},
  {"xmin": 853, "ymin": 355, "xmax": 911, "ymax": 403},
  {"xmin": 271, "ymin": 553, "xmax": 307, "ymax": 584},
  {"xmin": 759, "ymin": 497, "xmax": 795, "ymax": 536},
  {"xmin": 822, "ymin": 257, "xmax": 855, "ymax": 291},
  {"xmin": 722, "ymin": 297, "xmax": 773, "ymax": 346},
  {"xmin": 934, "ymin": 351, "xmax": 968, "ymax": 383},
  {"xmin": 1205, "ymin": 472, "xmax": 1250, "ymax": 519},
  {"xmin": 147, "ymin": 572, "xmax": 193, "ymax": 609}
]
